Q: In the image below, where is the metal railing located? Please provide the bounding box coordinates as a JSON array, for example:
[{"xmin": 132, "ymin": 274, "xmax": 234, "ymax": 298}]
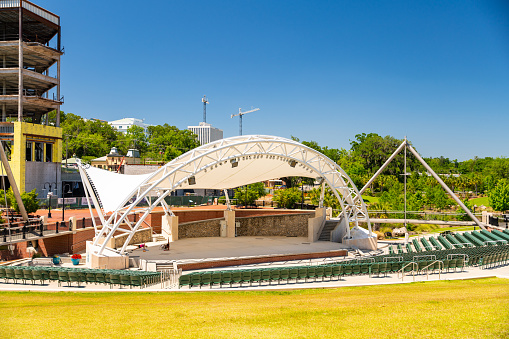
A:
[
  {"xmin": 397, "ymin": 262, "xmax": 418, "ymax": 281},
  {"xmin": 383, "ymin": 256, "xmax": 403, "ymax": 262},
  {"xmin": 421, "ymin": 260, "xmax": 444, "ymax": 280},
  {"xmin": 413, "ymin": 254, "xmax": 437, "ymax": 262}
]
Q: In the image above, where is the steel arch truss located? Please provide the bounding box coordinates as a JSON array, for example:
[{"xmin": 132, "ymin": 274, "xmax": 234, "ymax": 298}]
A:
[{"xmin": 82, "ymin": 135, "xmax": 371, "ymax": 255}]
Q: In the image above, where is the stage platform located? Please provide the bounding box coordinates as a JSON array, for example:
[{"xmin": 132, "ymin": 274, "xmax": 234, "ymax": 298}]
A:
[{"xmin": 127, "ymin": 236, "xmax": 351, "ymax": 271}]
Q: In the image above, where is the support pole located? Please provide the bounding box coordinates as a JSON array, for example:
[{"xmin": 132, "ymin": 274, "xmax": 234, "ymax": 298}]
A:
[
  {"xmin": 406, "ymin": 144, "xmax": 486, "ymax": 229},
  {"xmin": 360, "ymin": 140, "xmax": 406, "ymax": 195},
  {"xmin": 223, "ymin": 189, "xmax": 231, "ymax": 211},
  {"xmin": 319, "ymin": 181, "xmax": 325, "ymax": 208},
  {"xmin": 404, "ymin": 137, "xmax": 407, "ymax": 229},
  {"xmin": 0, "ymin": 141, "xmax": 28, "ymax": 221},
  {"xmin": 18, "ymin": 6, "xmax": 23, "ymax": 122}
]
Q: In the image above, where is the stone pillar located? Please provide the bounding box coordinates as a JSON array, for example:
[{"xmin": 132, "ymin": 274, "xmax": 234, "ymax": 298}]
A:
[
  {"xmin": 70, "ymin": 216, "xmax": 77, "ymax": 233},
  {"xmin": 224, "ymin": 209, "xmax": 236, "ymax": 238},
  {"xmin": 162, "ymin": 214, "xmax": 179, "ymax": 241},
  {"xmin": 308, "ymin": 207, "xmax": 325, "ymax": 242}
]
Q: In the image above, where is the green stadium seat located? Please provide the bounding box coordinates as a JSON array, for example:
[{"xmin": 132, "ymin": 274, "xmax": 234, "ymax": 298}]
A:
[
  {"xmin": 270, "ymin": 269, "xmax": 281, "ymax": 284},
  {"xmin": 240, "ymin": 271, "xmax": 251, "ymax": 287},
  {"xmin": 58, "ymin": 271, "xmax": 71, "ymax": 287},
  {"xmin": 179, "ymin": 274, "xmax": 191, "ymax": 289},
  {"xmin": 250, "ymin": 270, "xmax": 261, "ymax": 286},
  {"xmin": 279, "ymin": 268, "xmax": 290, "ymax": 283},
  {"xmin": 220, "ymin": 271, "xmax": 232, "ymax": 287},
  {"xmin": 109, "ymin": 274, "xmax": 121, "ymax": 288},
  {"xmin": 200, "ymin": 272, "xmax": 212, "ymax": 289},
  {"xmin": 211, "ymin": 272, "xmax": 222, "ymax": 287}
]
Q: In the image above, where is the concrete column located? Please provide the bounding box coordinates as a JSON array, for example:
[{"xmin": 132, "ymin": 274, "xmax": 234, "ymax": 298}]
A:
[
  {"xmin": 70, "ymin": 216, "xmax": 77, "ymax": 233},
  {"xmin": 308, "ymin": 207, "xmax": 325, "ymax": 242},
  {"xmin": 224, "ymin": 209, "xmax": 236, "ymax": 238},
  {"xmin": 162, "ymin": 214, "xmax": 179, "ymax": 241}
]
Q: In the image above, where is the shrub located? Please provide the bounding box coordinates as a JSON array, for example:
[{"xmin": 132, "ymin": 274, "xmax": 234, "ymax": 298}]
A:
[
  {"xmin": 8, "ymin": 188, "xmax": 40, "ymax": 214},
  {"xmin": 272, "ymin": 187, "xmax": 302, "ymax": 209}
]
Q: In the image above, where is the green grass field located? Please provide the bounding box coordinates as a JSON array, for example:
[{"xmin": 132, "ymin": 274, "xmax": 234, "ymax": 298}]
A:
[
  {"xmin": 470, "ymin": 196, "xmax": 490, "ymax": 208},
  {"xmin": 1, "ymin": 278, "xmax": 508, "ymax": 338}
]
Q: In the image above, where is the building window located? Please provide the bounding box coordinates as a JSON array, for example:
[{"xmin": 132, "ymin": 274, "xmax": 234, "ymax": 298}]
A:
[
  {"xmin": 35, "ymin": 143, "xmax": 43, "ymax": 162},
  {"xmin": 26, "ymin": 142, "xmax": 32, "ymax": 161},
  {"xmin": 46, "ymin": 144, "xmax": 53, "ymax": 162}
]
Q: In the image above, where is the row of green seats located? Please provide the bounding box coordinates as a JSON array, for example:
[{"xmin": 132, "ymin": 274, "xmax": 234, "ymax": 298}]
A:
[
  {"xmin": 0, "ymin": 266, "xmax": 161, "ymax": 289},
  {"xmin": 480, "ymin": 252, "xmax": 509, "ymax": 269}
]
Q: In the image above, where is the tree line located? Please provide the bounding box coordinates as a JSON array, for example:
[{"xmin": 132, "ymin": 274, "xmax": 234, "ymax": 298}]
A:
[
  {"xmin": 58, "ymin": 112, "xmax": 200, "ymax": 163},
  {"xmin": 294, "ymin": 133, "xmax": 509, "ymax": 212}
]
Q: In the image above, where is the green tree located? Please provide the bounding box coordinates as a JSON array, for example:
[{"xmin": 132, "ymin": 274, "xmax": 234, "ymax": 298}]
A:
[
  {"xmin": 146, "ymin": 124, "xmax": 199, "ymax": 161},
  {"xmin": 117, "ymin": 125, "xmax": 149, "ymax": 155},
  {"xmin": 7, "ymin": 188, "xmax": 40, "ymax": 214},
  {"xmin": 272, "ymin": 187, "xmax": 302, "ymax": 209},
  {"xmin": 233, "ymin": 183, "xmax": 266, "ymax": 206},
  {"xmin": 489, "ymin": 180, "xmax": 509, "ymax": 212},
  {"xmin": 62, "ymin": 113, "xmax": 120, "ymax": 159}
]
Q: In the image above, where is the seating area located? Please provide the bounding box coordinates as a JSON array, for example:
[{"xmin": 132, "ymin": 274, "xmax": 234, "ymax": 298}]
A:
[
  {"xmin": 178, "ymin": 239, "xmax": 509, "ymax": 289},
  {"xmin": 0, "ymin": 265, "xmax": 162, "ymax": 289}
]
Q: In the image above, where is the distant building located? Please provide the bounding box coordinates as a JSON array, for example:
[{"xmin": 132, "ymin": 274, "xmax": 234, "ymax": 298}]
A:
[
  {"xmin": 108, "ymin": 118, "xmax": 151, "ymax": 136},
  {"xmin": 188, "ymin": 122, "xmax": 223, "ymax": 145},
  {"xmin": 91, "ymin": 147, "xmax": 141, "ymax": 171}
]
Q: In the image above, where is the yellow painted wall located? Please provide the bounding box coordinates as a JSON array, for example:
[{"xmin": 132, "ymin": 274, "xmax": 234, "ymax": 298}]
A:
[{"xmin": 0, "ymin": 122, "xmax": 62, "ymax": 193}]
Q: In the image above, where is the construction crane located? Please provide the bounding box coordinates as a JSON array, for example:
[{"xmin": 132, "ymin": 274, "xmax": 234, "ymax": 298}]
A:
[
  {"xmin": 202, "ymin": 95, "xmax": 209, "ymax": 122},
  {"xmin": 231, "ymin": 107, "xmax": 260, "ymax": 135}
]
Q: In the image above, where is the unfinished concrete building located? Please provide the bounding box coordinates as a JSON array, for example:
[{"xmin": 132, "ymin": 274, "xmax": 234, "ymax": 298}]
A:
[{"xmin": 0, "ymin": 0, "xmax": 63, "ymax": 197}]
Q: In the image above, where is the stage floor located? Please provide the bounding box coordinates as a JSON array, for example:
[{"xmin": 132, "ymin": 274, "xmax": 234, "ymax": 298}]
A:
[{"xmin": 128, "ymin": 236, "xmax": 348, "ymax": 263}]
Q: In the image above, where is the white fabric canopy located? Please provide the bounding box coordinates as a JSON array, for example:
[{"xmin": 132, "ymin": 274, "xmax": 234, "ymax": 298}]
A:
[{"xmin": 85, "ymin": 166, "xmax": 153, "ymax": 212}]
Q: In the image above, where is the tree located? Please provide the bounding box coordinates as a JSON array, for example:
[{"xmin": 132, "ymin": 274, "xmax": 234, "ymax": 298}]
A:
[
  {"xmin": 117, "ymin": 125, "xmax": 149, "ymax": 155},
  {"xmin": 272, "ymin": 187, "xmax": 302, "ymax": 209},
  {"xmin": 489, "ymin": 180, "xmax": 509, "ymax": 212},
  {"xmin": 233, "ymin": 183, "xmax": 266, "ymax": 206},
  {"xmin": 61, "ymin": 113, "xmax": 120, "ymax": 159},
  {"xmin": 146, "ymin": 124, "xmax": 199, "ymax": 161},
  {"xmin": 7, "ymin": 188, "xmax": 40, "ymax": 214}
]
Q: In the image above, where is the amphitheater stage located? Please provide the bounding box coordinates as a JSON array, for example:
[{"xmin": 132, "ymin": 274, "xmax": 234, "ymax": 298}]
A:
[{"xmin": 127, "ymin": 236, "xmax": 349, "ymax": 271}]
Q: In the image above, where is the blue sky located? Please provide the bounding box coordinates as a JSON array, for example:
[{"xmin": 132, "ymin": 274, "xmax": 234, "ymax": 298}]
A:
[{"xmin": 39, "ymin": 0, "xmax": 509, "ymax": 160}]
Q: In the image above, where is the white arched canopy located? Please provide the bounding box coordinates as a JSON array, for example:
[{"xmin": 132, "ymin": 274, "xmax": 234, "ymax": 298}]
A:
[{"xmin": 78, "ymin": 135, "xmax": 371, "ymax": 255}]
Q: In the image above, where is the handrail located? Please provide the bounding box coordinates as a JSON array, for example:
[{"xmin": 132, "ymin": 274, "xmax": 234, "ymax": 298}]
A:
[
  {"xmin": 383, "ymin": 256, "xmax": 403, "ymax": 262},
  {"xmin": 397, "ymin": 261, "xmax": 417, "ymax": 281},
  {"xmin": 451, "ymin": 242, "xmax": 474, "ymax": 248},
  {"xmin": 483, "ymin": 240, "xmax": 507, "ymax": 246},
  {"xmin": 413, "ymin": 254, "xmax": 436, "ymax": 261},
  {"xmin": 421, "ymin": 260, "xmax": 444, "ymax": 280},
  {"xmin": 447, "ymin": 253, "xmax": 469, "ymax": 263}
]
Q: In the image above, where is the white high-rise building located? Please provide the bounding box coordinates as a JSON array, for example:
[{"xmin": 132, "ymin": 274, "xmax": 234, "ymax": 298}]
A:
[
  {"xmin": 188, "ymin": 122, "xmax": 223, "ymax": 145},
  {"xmin": 109, "ymin": 118, "xmax": 151, "ymax": 136}
]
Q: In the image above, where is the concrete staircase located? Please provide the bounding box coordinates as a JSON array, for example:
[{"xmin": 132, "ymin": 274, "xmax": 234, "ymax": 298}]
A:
[{"xmin": 318, "ymin": 220, "xmax": 340, "ymax": 241}]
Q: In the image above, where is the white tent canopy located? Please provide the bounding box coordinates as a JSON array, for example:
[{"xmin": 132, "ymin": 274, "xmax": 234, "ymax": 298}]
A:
[{"xmin": 79, "ymin": 135, "xmax": 370, "ymax": 255}]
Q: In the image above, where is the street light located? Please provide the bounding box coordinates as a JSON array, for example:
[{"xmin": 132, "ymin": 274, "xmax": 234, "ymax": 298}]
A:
[
  {"xmin": 44, "ymin": 182, "xmax": 57, "ymax": 218},
  {"xmin": 62, "ymin": 183, "xmax": 73, "ymax": 221}
]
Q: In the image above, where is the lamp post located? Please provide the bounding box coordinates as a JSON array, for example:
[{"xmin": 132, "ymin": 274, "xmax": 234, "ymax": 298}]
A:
[
  {"xmin": 44, "ymin": 182, "xmax": 57, "ymax": 218},
  {"xmin": 62, "ymin": 183, "xmax": 72, "ymax": 221}
]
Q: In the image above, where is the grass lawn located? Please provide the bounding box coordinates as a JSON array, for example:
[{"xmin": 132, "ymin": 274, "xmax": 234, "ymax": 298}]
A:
[
  {"xmin": 1, "ymin": 278, "xmax": 509, "ymax": 338},
  {"xmin": 470, "ymin": 196, "xmax": 490, "ymax": 208},
  {"xmin": 362, "ymin": 195, "xmax": 379, "ymax": 206}
]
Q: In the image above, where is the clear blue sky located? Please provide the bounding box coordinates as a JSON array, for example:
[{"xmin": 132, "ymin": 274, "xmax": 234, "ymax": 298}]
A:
[{"xmin": 39, "ymin": 0, "xmax": 509, "ymax": 160}]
